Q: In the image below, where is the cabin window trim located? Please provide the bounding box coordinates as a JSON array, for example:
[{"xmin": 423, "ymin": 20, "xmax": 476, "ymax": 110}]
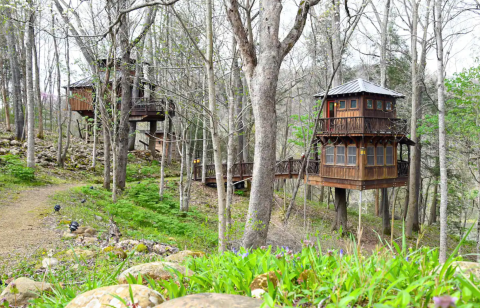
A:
[
  {"xmin": 350, "ymin": 99, "xmax": 358, "ymax": 109},
  {"xmin": 325, "ymin": 146, "xmax": 334, "ymax": 165},
  {"xmin": 336, "ymin": 145, "xmax": 346, "ymax": 165},
  {"xmin": 376, "ymin": 100, "xmax": 383, "ymax": 110},
  {"xmin": 366, "ymin": 146, "xmax": 375, "ymax": 166},
  {"xmin": 366, "ymin": 99, "xmax": 374, "ymax": 109},
  {"xmin": 386, "ymin": 101, "xmax": 393, "ymax": 111},
  {"xmin": 339, "ymin": 100, "xmax": 346, "ymax": 109},
  {"xmin": 347, "ymin": 146, "xmax": 357, "ymax": 166},
  {"xmin": 386, "ymin": 146, "xmax": 394, "ymax": 165},
  {"xmin": 376, "ymin": 146, "xmax": 384, "ymax": 166}
]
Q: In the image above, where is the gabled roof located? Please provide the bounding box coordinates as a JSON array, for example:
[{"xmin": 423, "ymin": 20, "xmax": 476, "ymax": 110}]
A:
[{"xmin": 313, "ymin": 78, "xmax": 405, "ymax": 98}]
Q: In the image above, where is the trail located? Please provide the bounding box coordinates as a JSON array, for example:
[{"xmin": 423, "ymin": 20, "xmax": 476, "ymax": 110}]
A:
[{"xmin": 0, "ymin": 183, "xmax": 79, "ymax": 270}]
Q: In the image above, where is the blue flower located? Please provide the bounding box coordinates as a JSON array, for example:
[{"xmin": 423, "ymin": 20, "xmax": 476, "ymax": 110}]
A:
[
  {"xmin": 241, "ymin": 252, "xmax": 249, "ymax": 259},
  {"xmin": 406, "ymin": 256, "xmax": 410, "ymax": 262},
  {"xmin": 231, "ymin": 247, "xmax": 238, "ymax": 254},
  {"xmin": 339, "ymin": 249, "xmax": 344, "ymax": 257}
]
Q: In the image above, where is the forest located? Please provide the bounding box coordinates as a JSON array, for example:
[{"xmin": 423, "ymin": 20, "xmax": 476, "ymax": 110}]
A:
[{"xmin": 0, "ymin": 0, "xmax": 480, "ymax": 307}]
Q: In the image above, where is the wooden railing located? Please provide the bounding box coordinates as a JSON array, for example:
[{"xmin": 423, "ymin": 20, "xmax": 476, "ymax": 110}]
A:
[
  {"xmin": 131, "ymin": 98, "xmax": 176, "ymax": 116},
  {"xmin": 397, "ymin": 160, "xmax": 409, "ymax": 177},
  {"xmin": 193, "ymin": 158, "xmax": 320, "ymax": 181},
  {"xmin": 317, "ymin": 117, "xmax": 407, "ymax": 135}
]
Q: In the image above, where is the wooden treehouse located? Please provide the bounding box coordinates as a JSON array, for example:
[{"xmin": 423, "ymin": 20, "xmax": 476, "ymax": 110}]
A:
[
  {"xmin": 307, "ymin": 78, "xmax": 413, "ymax": 191},
  {"xmin": 67, "ymin": 59, "xmax": 176, "ymax": 123}
]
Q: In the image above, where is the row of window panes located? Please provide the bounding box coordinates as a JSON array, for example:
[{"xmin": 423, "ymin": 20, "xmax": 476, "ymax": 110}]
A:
[
  {"xmin": 366, "ymin": 99, "xmax": 393, "ymax": 111},
  {"xmin": 325, "ymin": 146, "xmax": 357, "ymax": 166},
  {"xmin": 325, "ymin": 146, "xmax": 394, "ymax": 166},
  {"xmin": 338, "ymin": 100, "xmax": 357, "ymax": 109}
]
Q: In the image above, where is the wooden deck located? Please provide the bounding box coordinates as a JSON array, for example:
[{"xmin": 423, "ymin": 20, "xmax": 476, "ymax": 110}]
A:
[{"xmin": 316, "ymin": 117, "xmax": 408, "ymax": 136}]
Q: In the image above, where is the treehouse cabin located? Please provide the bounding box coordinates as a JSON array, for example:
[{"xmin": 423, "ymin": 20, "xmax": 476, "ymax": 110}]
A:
[
  {"xmin": 307, "ymin": 78, "xmax": 414, "ymax": 190},
  {"xmin": 67, "ymin": 59, "xmax": 175, "ymax": 122}
]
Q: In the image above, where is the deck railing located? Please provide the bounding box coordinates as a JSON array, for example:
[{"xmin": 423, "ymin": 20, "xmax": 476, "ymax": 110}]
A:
[
  {"xmin": 131, "ymin": 98, "xmax": 176, "ymax": 115},
  {"xmin": 317, "ymin": 117, "xmax": 407, "ymax": 135}
]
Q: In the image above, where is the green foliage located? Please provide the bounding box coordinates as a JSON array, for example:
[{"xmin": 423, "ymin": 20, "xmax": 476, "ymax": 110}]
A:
[{"xmin": 0, "ymin": 155, "xmax": 35, "ymax": 181}]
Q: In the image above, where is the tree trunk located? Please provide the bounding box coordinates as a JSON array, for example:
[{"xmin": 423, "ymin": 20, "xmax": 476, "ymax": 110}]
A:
[
  {"xmin": 61, "ymin": 37, "xmax": 73, "ymax": 165},
  {"xmin": 206, "ymin": 0, "xmax": 226, "ymax": 252},
  {"xmin": 26, "ymin": 9, "xmax": 35, "ymax": 168},
  {"xmin": 0, "ymin": 65, "xmax": 10, "ymax": 131},
  {"xmin": 159, "ymin": 117, "xmax": 168, "ymax": 200},
  {"xmin": 382, "ymin": 188, "xmax": 391, "ymax": 235},
  {"xmin": 331, "ymin": 188, "xmax": 347, "ymax": 234},
  {"xmin": 375, "ymin": 189, "xmax": 380, "ymax": 216},
  {"xmin": 429, "ymin": 183, "xmax": 438, "ymax": 224},
  {"xmin": 435, "ymin": 0, "xmax": 448, "ymax": 263},
  {"xmin": 32, "ymin": 23, "xmax": 44, "ymax": 139},
  {"xmin": 53, "ymin": 17, "xmax": 63, "ymax": 167},
  {"xmin": 128, "ymin": 122, "xmax": 137, "ymax": 151},
  {"xmin": 149, "ymin": 121, "xmax": 157, "ymax": 158}
]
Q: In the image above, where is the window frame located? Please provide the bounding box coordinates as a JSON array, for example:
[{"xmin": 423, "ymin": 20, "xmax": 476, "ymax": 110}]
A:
[
  {"xmin": 366, "ymin": 99, "xmax": 374, "ymax": 109},
  {"xmin": 350, "ymin": 99, "xmax": 358, "ymax": 109},
  {"xmin": 366, "ymin": 146, "xmax": 375, "ymax": 166},
  {"xmin": 325, "ymin": 146, "xmax": 334, "ymax": 165},
  {"xmin": 336, "ymin": 145, "xmax": 346, "ymax": 165},
  {"xmin": 338, "ymin": 100, "xmax": 346, "ymax": 110},
  {"xmin": 376, "ymin": 100, "xmax": 383, "ymax": 110},
  {"xmin": 347, "ymin": 145, "xmax": 357, "ymax": 166},
  {"xmin": 385, "ymin": 145, "xmax": 394, "ymax": 165},
  {"xmin": 385, "ymin": 101, "xmax": 393, "ymax": 111},
  {"xmin": 376, "ymin": 146, "xmax": 384, "ymax": 166}
]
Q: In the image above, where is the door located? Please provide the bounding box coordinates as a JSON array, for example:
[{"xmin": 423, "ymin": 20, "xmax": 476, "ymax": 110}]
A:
[{"xmin": 327, "ymin": 101, "xmax": 335, "ymax": 131}]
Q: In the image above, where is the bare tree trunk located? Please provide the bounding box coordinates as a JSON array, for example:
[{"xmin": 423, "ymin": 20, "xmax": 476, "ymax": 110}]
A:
[
  {"xmin": 159, "ymin": 117, "xmax": 168, "ymax": 200},
  {"xmin": 435, "ymin": 0, "xmax": 448, "ymax": 263},
  {"xmin": 26, "ymin": 8, "xmax": 35, "ymax": 168},
  {"xmin": 207, "ymin": 0, "xmax": 226, "ymax": 252},
  {"xmin": 53, "ymin": 17, "xmax": 63, "ymax": 166},
  {"xmin": 382, "ymin": 188, "xmax": 391, "ymax": 235},
  {"xmin": 331, "ymin": 188, "xmax": 347, "ymax": 233},
  {"xmin": 429, "ymin": 183, "xmax": 438, "ymax": 224},
  {"xmin": 61, "ymin": 36, "xmax": 73, "ymax": 165},
  {"xmin": 5, "ymin": 10, "xmax": 24, "ymax": 140},
  {"xmin": 0, "ymin": 61, "xmax": 10, "ymax": 131},
  {"xmin": 406, "ymin": 0, "xmax": 420, "ymax": 237},
  {"xmin": 375, "ymin": 189, "xmax": 380, "ymax": 216},
  {"xmin": 31, "ymin": 23, "xmax": 43, "ymax": 140},
  {"xmin": 226, "ymin": 90, "xmax": 235, "ymax": 231},
  {"xmin": 148, "ymin": 121, "xmax": 157, "ymax": 157}
]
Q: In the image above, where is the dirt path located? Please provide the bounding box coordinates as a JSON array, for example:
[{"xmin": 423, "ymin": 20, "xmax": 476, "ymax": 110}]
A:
[{"xmin": 0, "ymin": 184, "xmax": 79, "ymax": 270}]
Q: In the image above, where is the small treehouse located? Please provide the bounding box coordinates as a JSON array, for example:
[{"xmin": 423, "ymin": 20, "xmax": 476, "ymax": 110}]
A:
[
  {"xmin": 67, "ymin": 59, "xmax": 176, "ymax": 122},
  {"xmin": 307, "ymin": 78, "xmax": 414, "ymax": 191}
]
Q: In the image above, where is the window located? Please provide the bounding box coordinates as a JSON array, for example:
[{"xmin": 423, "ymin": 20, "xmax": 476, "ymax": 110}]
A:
[
  {"xmin": 336, "ymin": 146, "xmax": 345, "ymax": 165},
  {"xmin": 339, "ymin": 100, "xmax": 346, "ymax": 109},
  {"xmin": 367, "ymin": 147, "xmax": 375, "ymax": 166},
  {"xmin": 325, "ymin": 146, "xmax": 334, "ymax": 164},
  {"xmin": 347, "ymin": 146, "xmax": 357, "ymax": 165},
  {"xmin": 376, "ymin": 146, "xmax": 384, "ymax": 165},
  {"xmin": 386, "ymin": 146, "xmax": 394, "ymax": 165},
  {"xmin": 350, "ymin": 99, "xmax": 357, "ymax": 108},
  {"xmin": 376, "ymin": 100, "xmax": 383, "ymax": 110},
  {"xmin": 386, "ymin": 101, "xmax": 393, "ymax": 111},
  {"xmin": 367, "ymin": 99, "xmax": 373, "ymax": 109}
]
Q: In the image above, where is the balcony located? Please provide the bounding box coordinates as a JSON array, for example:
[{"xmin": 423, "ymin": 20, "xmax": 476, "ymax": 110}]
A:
[
  {"xmin": 131, "ymin": 98, "xmax": 175, "ymax": 116},
  {"xmin": 317, "ymin": 117, "xmax": 408, "ymax": 135}
]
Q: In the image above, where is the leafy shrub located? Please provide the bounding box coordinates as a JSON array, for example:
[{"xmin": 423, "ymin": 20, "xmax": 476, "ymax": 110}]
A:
[{"xmin": 0, "ymin": 155, "xmax": 35, "ymax": 181}]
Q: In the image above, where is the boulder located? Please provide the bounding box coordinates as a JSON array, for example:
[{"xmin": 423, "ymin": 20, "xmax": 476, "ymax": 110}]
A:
[
  {"xmin": 62, "ymin": 231, "xmax": 77, "ymax": 239},
  {"xmin": 452, "ymin": 261, "xmax": 480, "ymax": 280},
  {"xmin": 65, "ymin": 248, "xmax": 95, "ymax": 260},
  {"xmin": 0, "ymin": 148, "xmax": 6, "ymax": 155},
  {"xmin": 65, "ymin": 284, "xmax": 164, "ymax": 308},
  {"xmin": 155, "ymin": 293, "xmax": 268, "ymax": 308},
  {"xmin": 249, "ymin": 271, "xmax": 281, "ymax": 291},
  {"xmin": 10, "ymin": 140, "xmax": 20, "ymax": 146},
  {"xmin": 0, "ymin": 277, "xmax": 53, "ymax": 306},
  {"xmin": 164, "ymin": 250, "xmax": 205, "ymax": 263},
  {"xmin": 117, "ymin": 262, "xmax": 194, "ymax": 284}
]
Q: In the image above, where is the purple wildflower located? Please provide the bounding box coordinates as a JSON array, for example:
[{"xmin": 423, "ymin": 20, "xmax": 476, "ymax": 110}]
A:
[
  {"xmin": 241, "ymin": 252, "xmax": 249, "ymax": 259},
  {"xmin": 231, "ymin": 247, "xmax": 238, "ymax": 254},
  {"xmin": 275, "ymin": 253, "xmax": 283, "ymax": 259},
  {"xmin": 339, "ymin": 249, "xmax": 344, "ymax": 257},
  {"xmin": 433, "ymin": 296, "xmax": 458, "ymax": 308},
  {"xmin": 0, "ymin": 298, "xmax": 6, "ymax": 304},
  {"xmin": 260, "ymin": 246, "xmax": 267, "ymax": 250},
  {"xmin": 303, "ymin": 240, "xmax": 314, "ymax": 248},
  {"xmin": 327, "ymin": 249, "xmax": 333, "ymax": 256},
  {"xmin": 406, "ymin": 256, "xmax": 410, "ymax": 262}
]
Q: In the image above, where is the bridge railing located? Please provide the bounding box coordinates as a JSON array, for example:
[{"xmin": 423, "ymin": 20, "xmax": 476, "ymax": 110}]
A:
[{"xmin": 193, "ymin": 158, "xmax": 320, "ymax": 181}]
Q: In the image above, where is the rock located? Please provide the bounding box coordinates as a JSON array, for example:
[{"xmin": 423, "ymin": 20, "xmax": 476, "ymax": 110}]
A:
[
  {"xmin": 452, "ymin": 261, "xmax": 480, "ymax": 280},
  {"xmin": 42, "ymin": 258, "xmax": 59, "ymax": 268},
  {"xmin": 10, "ymin": 140, "xmax": 20, "ymax": 146},
  {"xmin": 94, "ymin": 215, "xmax": 103, "ymax": 221},
  {"xmin": 164, "ymin": 250, "xmax": 205, "ymax": 263},
  {"xmin": 249, "ymin": 271, "xmax": 281, "ymax": 291},
  {"xmin": 65, "ymin": 284, "xmax": 164, "ymax": 308},
  {"xmin": 156, "ymin": 293, "xmax": 269, "ymax": 308},
  {"xmin": 0, "ymin": 277, "xmax": 53, "ymax": 306},
  {"xmin": 103, "ymin": 247, "xmax": 127, "ymax": 259},
  {"xmin": 136, "ymin": 243, "xmax": 149, "ymax": 253},
  {"xmin": 251, "ymin": 289, "xmax": 266, "ymax": 299},
  {"xmin": 62, "ymin": 231, "xmax": 77, "ymax": 239},
  {"xmin": 117, "ymin": 262, "xmax": 194, "ymax": 284},
  {"xmin": 0, "ymin": 148, "xmax": 6, "ymax": 155},
  {"xmin": 116, "ymin": 239, "xmax": 140, "ymax": 250},
  {"xmin": 65, "ymin": 248, "xmax": 95, "ymax": 260},
  {"xmin": 10, "ymin": 149, "xmax": 20, "ymax": 155},
  {"xmin": 76, "ymin": 236, "xmax": 97, "ymax": 246}
]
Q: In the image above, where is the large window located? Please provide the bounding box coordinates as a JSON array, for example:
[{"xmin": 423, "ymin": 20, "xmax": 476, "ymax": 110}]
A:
[
  {"xmin": 376, "ymin": 100, "xmax": 383, "ymax": 110},
  {"xmin": 376, "ymin": 146, "xmax": 384, "ymax": 165},
  {"xmin": 386, "ymin": 146, "xmax": 394, "ymax": 165},
  {"xmin": 336, "ymin": 146, "xmax": 345, "ymax": 165},
  {"xmin": 367, "ymin": 99, "xmax": 373, "ymax": 109},
  {"xmin": 386, "ymin": 101, "xmax": 393, "ymax": 111},
  {"xmin": 367, "ymin": 146, "xmax": 375, "ymax": 166},
  {"xmin": 347, "ymin": 146, "xmax": 357, "ymax": 165},
  {"xmin": 325, "ymin": 146, "xmax": 334, "ymax": 164},
  {"xmin": 350, "ymin": 99, "xmax": 357, "ymax": 108},
  {"xmin": 339, "ymin": 100, "xmax": 346, "ymax": 109}
]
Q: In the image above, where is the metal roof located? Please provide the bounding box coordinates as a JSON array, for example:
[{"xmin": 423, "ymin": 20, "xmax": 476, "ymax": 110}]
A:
[
  {"xmin": 69, "ymin": 71, "xmax": 155, "ymax": 88},
  {"xmin": 313, "ymin": 78, "xmax": 405, "ymax": 98}
]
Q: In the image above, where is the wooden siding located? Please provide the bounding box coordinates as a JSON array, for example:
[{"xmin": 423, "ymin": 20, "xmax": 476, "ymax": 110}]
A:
[
  {"xmin": 70, "ymin": 88, "xmax": 93, "ymax": 111},
  {"xmin": 323, "ymin": 94, "xmax": 397, "ymax": 119}
]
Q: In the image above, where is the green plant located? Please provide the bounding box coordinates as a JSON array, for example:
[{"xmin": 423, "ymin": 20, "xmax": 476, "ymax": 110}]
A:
[{"xmin": 0, "ymin": 155, "xmax": 35, "ymax": 181}]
